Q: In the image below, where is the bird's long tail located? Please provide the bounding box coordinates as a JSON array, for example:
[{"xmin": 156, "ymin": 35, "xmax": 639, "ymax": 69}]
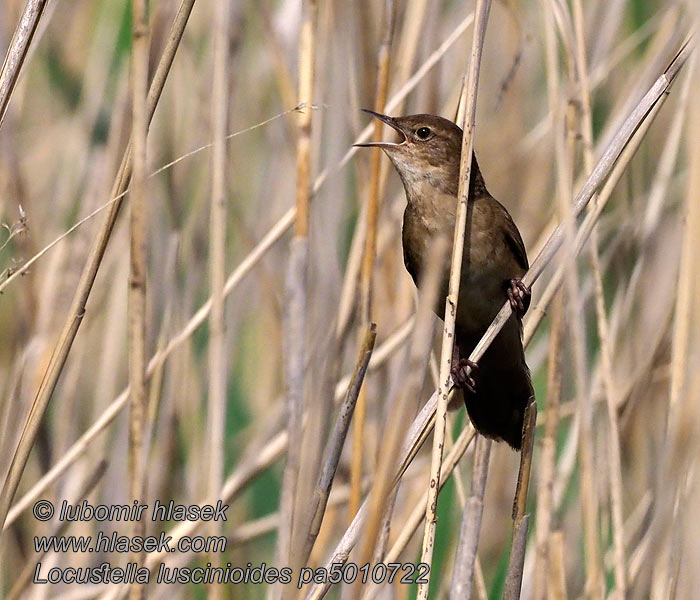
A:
[{"xmin": 458, "ymin": 318, "xmax": 534, "ymax": 450}]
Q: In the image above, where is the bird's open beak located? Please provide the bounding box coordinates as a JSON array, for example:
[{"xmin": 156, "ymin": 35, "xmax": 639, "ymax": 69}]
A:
[{"xmin": 354, "ymin": 108, "xmax": 407, "ymax": 148}]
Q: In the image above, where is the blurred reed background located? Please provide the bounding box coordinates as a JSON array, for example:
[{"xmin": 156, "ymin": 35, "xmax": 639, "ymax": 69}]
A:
[{"xmin": 0, "ymin": 0, "xmax": 699, "ymax": 599}]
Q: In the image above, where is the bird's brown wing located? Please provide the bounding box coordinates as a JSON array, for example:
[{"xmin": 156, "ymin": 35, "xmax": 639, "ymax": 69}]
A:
[{"xmin": 497, "ymin": 201, "xmax": 528, "ymax": 271}]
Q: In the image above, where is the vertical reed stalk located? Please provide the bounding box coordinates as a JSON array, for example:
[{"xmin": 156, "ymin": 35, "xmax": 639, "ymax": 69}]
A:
[
  {"xmin": 549, "ymin": 530, "xmax": 568, "ymax": 600},
  {"xmin": 207, "ymin": 1, "xmax": 231, "ymax": 597},
  {"xmin": 503, "ymin": 401, "xmax": 537, "ymax": 600},
  {"xmin": 418, "ymin": 3, "xmax": 491, "ymax": 598},
  {"xmin": 128, "ymin": 1, "xmax": 149, "ymax": 599},
  {"xmin": 274, "ymin": 3, "xmax": 317, "ymax": 599},
  {"xmin": 351, "ymin": 0, "xmax": 395, "ymax": 520},
  {"xmin": 449, "ymin": 435, "xmax": 492, "ymax": 599}
]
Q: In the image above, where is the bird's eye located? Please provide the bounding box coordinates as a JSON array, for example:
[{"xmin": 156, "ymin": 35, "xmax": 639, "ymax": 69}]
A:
[{"xmin": 415, "ymin": 127, "xmax": 432, "ymax": 140}]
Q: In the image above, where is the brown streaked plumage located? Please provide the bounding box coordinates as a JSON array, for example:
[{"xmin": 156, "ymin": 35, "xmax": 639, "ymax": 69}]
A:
[{"xmin": 356, "ymin": 111, "xmax": 534, "ymax": 449}]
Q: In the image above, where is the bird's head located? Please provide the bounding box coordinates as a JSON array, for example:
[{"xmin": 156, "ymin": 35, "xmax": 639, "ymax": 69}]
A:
[{"xmin": 355, "ymin": 110, "xmax": 484, "ymax": 197}]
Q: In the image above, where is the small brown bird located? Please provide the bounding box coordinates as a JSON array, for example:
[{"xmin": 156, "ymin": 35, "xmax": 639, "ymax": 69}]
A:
[{"xmin": 357, "ymin": 110, "xmax": 533, "ymax": 449}]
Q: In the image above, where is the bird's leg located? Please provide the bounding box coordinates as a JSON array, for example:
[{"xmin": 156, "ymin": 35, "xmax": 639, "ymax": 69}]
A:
[
  {"xmin": 507, "ymin": 278, "xmax": 531, "ymax": 318},
  {"xmin": 450, "ymin": 344, "xmax": 478, "ymax": 394}
]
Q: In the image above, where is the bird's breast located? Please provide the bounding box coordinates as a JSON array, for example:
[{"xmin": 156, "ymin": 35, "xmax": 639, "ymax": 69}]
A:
[{"xmin": 402, "ymin": 194, "xmax": 521, "ymax": 333}]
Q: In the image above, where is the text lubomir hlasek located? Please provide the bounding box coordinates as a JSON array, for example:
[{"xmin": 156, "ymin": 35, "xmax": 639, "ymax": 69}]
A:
[{"xmin": 58, "ymin": 499, "xmax": 228, "ymax": 522}]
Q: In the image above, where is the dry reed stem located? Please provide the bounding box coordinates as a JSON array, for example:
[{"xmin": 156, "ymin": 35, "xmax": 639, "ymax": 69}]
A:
[
  {"xmin": 532, "ymin": 292, "xmax": 565, "ymax": 600},
  {"xmin": 301, "ymin": 323, "xmax": 376, "ymax": 565},
  {"xmin": 627, "ymin": 522, "xmax": 652, "ymax": 585},
  {"xmin": 570, "ymin": 0, "xmax": 626, "ymax": 595},
  {"xmin": 306, "ymin": 37, "xmax": 692, "ymax": 600},
  {"xmin": 607, "ymin": 491, "xmax": 651, "ymax": 586},
  {"xmin": 504, "ymin": 515, "xmax": 531, "ymax": 600},
  {"xmin": 335, "ymin": 200, "xmax": 368, "ymax": 340},
  {"xmin": 473, "ymin": 559, "xmax": 488, "ymax": 600},
  {"xmin": 257, "ymin": 3, "xmax": 299, "ymax": 135},
  {"xmin": 548, "ymin": 530, "xmax": 568, "ymax": 600},
  {"xmin": 335, "ymin": 187, "xmax": 403, "ymax": 347},
  {"xmin": 334, "ymin": 317, "xmax": 413, "ymax": 400},
  {"xmin": 206, "ymin": 0, "xmax": 231, "ymax": 596},
  {"xmin": 449, "ymin": 435, "xmax": 491, "ymax": 599},
  {"xmin": 418, "ymin": 3, "xmax": 491, "ymax": 596},
  {"xmin": 360, "ymin": 425, "xmax": 476, "ymax": 600},
  {"xmin": 668, "ymin": 58, "xmax": 698, "ymax": 416},
  {"xmin": 335, "ymin": 188, "xmax": 403, "ymax": 351},
  {"xmin": 293, "ymin": 2, "xmax": 316, "ymax": 241},
  {"xmin": 359, "ymin": 0, "xmax": 394, "ymax": 322},
  {"xmin": 391, "ymin": 0, "xmax": 428, "ymax": 114},
  {"xmin": 546, "ymin": 1, "xmax": 601, "ymax": 595},
  {"xmin": 351, "ymin": 0, "xmax": 395, "ymax": 521},
  {"xmin": 0, "ymin": 0, "xmax": 47, "ymax": 129},
  {"xmin": 585, "ymin": 199, "xmax": 627, "ymax": 575},
  {"xmin": 370, "ymin": 486, "xmax": 398, "ymax": 572},
  {"xmin": 275, "ymin": 4, "xmax": 317, "ymax": 595},
  {"xmin": 127, "ymin": 3, "xmax": 150, "ymax": 598},
  {"xmin": 276, "ymin": 0, "xmax": 318, "ymax": 598},
  {"xmin": 0, "ymin": 0, "xmax": 198, "ymax": 533},
  {"xmin": 641, "ymin": 69, "xmax": 692, "ymax": 241},
  {"xmin": 503, "ymin": 401, "xmax": 537, "ymax": 600}
]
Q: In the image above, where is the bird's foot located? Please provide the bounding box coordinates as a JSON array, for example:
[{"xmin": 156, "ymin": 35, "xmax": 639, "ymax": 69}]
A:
[
  {"xmin": 450, "ymin": 358, "xmax": 479, "ymax": 394},
  {"xmin": 507, "ymin": 278, "xmax": 531, "ymax": 318}
]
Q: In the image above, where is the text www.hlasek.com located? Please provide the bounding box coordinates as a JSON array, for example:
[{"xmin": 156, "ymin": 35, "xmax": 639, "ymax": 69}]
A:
[{"xmin": 34, "ymin": 531, "xmax": 225, "ymax": 554}]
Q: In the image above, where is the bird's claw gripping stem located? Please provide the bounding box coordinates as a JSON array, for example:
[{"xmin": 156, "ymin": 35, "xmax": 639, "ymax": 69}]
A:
[
  {"xmin": 451, "ymin": 358, "xmax": 478, "ymax": 393},
  {"xmin": 507, "ymin": 278, "xmax": 531, "ymax": 318},
  {"xmin": 450, "ymin": 345, "xmax": 479, "ymax": 394}
]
